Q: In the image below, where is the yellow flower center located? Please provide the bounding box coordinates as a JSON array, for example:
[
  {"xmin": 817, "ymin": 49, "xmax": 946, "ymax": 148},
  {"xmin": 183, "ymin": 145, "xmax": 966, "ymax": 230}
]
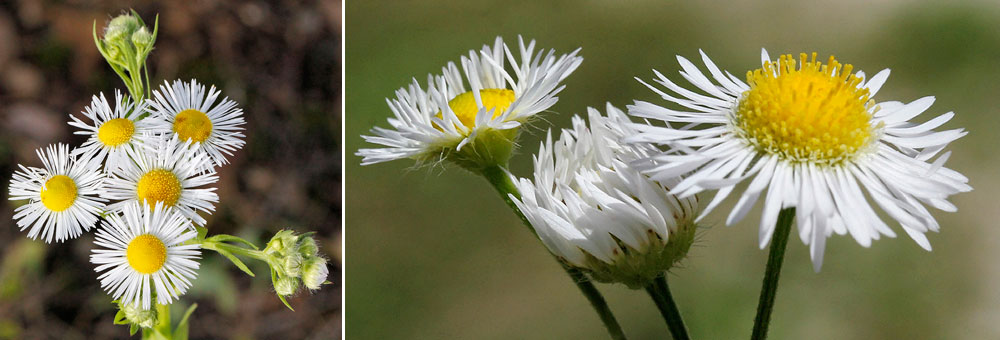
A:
[
  {"xmin": 40, "ymin": 175, "xmax": 77, "ymax": 212},
  {"xmin": 97, "ymin": 118, "xmax": 135, "ymax": 146},
  {"xmin": 736, "ymin": 53, "xmax": 878, "ymax": 164},
  {"xmin": 126, "ymin": 234, "xmax": 167, "ymax": 274},
  {"xmin": 437, "ymin": 88, "xmax": 516, "ymax": 130},
  {"xmin": 173, "ymin": 109, "xmax": 213, "ymax": 143},
  {"xmin": 136, "ymin": 169, "xmax": 182, "ymax": 207}
]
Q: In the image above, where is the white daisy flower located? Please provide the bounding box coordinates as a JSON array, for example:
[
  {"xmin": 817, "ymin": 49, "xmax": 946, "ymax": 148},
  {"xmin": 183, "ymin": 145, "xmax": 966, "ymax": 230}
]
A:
[
  {"xmin": 357, "ymin": 36, "xmax": 583, "ymax": 169},
  {"xmin": 91, "ymin": 201, "xmax": 201, "ymax": 310},
  {"xmin": 104, "ymin": 135, "xmax": 219, "ymax": 226},
  {"xmin": 68, "ymin": 90, "xmax": 156, "ymax": 172},
  {"xmin": 8, "ymin": 144, "xmax": 106, "ymax": 243},
  {"xmin": 628, "ymin": 50, "xmax": 971, "ymax": 270},
  {"xmin": 146, "ymin": 79, "xmax": 246, "ymax": 167},
  {"xmin": 510, "ymin": 104, "xmax": 698, "ymax": 288}
]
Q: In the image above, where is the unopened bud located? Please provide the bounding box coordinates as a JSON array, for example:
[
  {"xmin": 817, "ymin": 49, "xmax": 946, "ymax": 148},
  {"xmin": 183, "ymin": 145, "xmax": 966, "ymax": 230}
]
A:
[
  {"xmin": 120, "ymin": 302, "xmax": 157, "ymax": 329},
  {"xmin": 297, "ymin": 237, "xmax": 319, "ymax": 258},
  {"xmin": 302, "ymin": 257, "xmax": 329, "ymax": 290},
  {"xmin": 131, "ymin": 27, "xmax": 153, "ymax": 48},
  {"xmin": 274, "ymin": 276, "xmax": 299, "ymax": 296}
]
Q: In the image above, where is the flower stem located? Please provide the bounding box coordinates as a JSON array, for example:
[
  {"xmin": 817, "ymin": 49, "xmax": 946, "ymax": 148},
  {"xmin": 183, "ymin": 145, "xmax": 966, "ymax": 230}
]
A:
[
  {"xmin": 481, "ymin": 165, "xmax": 628, "ymax": 340},
  {"xmin": 645, "ymin": 276, "xmax": 690, "ymax": 340},
  {"xmin": 750, "ymin": 207, "xmax": 796, "ymax": 340}
]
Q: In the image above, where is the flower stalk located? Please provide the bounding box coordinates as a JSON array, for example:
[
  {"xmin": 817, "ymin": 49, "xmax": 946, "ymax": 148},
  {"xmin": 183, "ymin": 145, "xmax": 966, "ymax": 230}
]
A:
[
  {"xmin": 481, "ymin": 164, "xmax": 628, "ymax": 340},
  {"xmin": 645, "ymin": 276, "xmax": 689, "ymax": 340},
  {"xmin": 750, "ymin": 207, "xmax": 796, "ymax": 340}
]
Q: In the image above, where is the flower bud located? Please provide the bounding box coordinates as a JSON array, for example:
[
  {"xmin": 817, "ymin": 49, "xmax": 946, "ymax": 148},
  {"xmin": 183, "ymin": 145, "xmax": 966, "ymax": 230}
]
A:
[
  {"xmin": 264, "ymin": 230, "xmax": 298, "ymax": 255},
  {"xmin": 120, "ymin": 302, "xmax": 157, "ymax": 329},
  {"xmin": 282, "ymin": 253, "xmax": 304, "ymax": 278},
  {"xmin": 274, "ymin": 276, "xmax": 299, "ymax": 296},
  {"xmin": 108, "ymin": 14, "xmax": 140, "ymax": 36},
  {"xmin": 131, "ymin": 27, "xmax": 154, "ymax": 49},
  {"xmin": 302, "ymin": 257, "xmax": 329, "ymax": 290},
  {"xmin": 297, "ymin": 236, "xmax": 319, "ymax": 258}
]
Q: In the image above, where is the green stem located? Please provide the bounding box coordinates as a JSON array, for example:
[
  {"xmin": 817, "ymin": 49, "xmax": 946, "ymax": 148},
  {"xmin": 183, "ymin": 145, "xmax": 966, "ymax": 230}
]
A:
[
  {"xmin": 645, "ymin": 276, "xmax": 689, "ymax": 340},
  {"xmin": 481, "ymin": 165, "xmax": 628, "ymax": 340},
  {"xmin": 750, "ymin": 207, "xmax": 796, "ymax": 340}
]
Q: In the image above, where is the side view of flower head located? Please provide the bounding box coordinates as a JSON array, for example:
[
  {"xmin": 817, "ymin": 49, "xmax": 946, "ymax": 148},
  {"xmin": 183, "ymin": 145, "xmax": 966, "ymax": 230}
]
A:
[
  {"xmin": 8, "ymin": 143, "xmax": 107, "ymax": 243},
  {"xmin": 628, "ymin": 49, "xmax": 971, "ymax": 270},
  {"xmin": 91, "ymin": 201, "xmax": 201, "ymax": 310},
  {"xmin": 103, "ymin": 135, "xmax": 219, "ymax": 226},
  {"xmin": 69, "ymin": 90, "xmax": 156, "ymax": 173},
  {"xmin": 146, "ymin": 79, "xmax": 247, "ymax": 167},
  {"xmin": 510, "ymin": 104, "xmax": 699, "ymax": 289},
  {"xmin": 357, "ymin": 36, "xmax": 583, "ymax": 170}
]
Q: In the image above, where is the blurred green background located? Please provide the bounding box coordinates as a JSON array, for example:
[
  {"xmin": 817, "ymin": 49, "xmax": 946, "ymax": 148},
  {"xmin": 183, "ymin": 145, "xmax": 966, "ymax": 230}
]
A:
[
  {"xmin": 0, "ymin": 1, "xmax": 341, "ymax": 339},
  {"xmin": 346, "ymin": 1, "xmax": 1000, "ymax": 339}
]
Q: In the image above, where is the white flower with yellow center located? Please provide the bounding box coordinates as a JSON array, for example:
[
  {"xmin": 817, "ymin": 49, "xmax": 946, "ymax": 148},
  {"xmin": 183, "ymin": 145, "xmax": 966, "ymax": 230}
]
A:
[
  {"xmin": 104, "ymin": 135, "xmax": 219, "ymax": 226},
  {"xmin": 510, "ymin": 104, "xmax": 698, "ymax": 288},
  {"xmin": 146, "ymin": 79, "xmax": 246, "ymax": 167},
  {"xmin": 357, "ymin": 36, "xmax": 583, "ymax": 169},
  {"xmin": 69, "ymin": 90, "xmax": 156, "ymax": 172},
  {"xmin": 628, "ymin": 50, "xmax": 971, "ymax": 270},
  {"xmin": 8, "ymin": 144, "xmax": 106, "ymax": 243},
  {"xmin": 91, "ymin": 201, "xmax": 201, "ymax": 310}
]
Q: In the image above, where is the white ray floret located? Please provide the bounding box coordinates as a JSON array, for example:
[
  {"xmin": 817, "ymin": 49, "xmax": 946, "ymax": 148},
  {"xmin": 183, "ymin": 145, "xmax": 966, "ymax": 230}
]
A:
[
  {"xmin": 104, "ymin": 135, "xmax": 219, "ymax": 226},
  {"xmin": 8, "ymin": 144, "xmax": 106, "ymax": 243},
  {"xmin": 146, "ymin": 79, "xmax": 246, "ymax": 167},
  {"xmin": 510, "ymin": 104, "xmax": 698, "ymax": 287},
  {"xmin": 357, "ymin": 36, "xmax": 584, "ymax": 165},
  {"xmin": 628, "ymin": 49, "xmax": 971, "ymax": 271},
  {"xmin": 91, "ymin": 201, "xmax": 201, "ymax": 310},
  {"xmin": 69, "ymin": 90, "xmax": 157, "ymax": 172}
]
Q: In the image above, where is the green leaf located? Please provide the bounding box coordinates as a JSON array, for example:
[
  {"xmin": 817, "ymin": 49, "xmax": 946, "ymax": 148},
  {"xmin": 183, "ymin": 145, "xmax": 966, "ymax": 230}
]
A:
[
  {"xmin": 216, "ymin": 248, "xmax": 255, "ymax": 277},
  {"xmin": 129, "ymin": 323, "xmax": 138, "ymax": 336},
  {"xmin": 114, "ymin": 309, "xmax": 128, "ymax": 325},
  {"xmin": 173, "ymin": 303, "xmax": 198, "ymax": 340},
  {"xmin": 277, "ymin": 294, "xmax": 295, "ymax": 311},
  {"xmin": 207, "ymin": 234, "xmax": 260, "ymax": 250}
]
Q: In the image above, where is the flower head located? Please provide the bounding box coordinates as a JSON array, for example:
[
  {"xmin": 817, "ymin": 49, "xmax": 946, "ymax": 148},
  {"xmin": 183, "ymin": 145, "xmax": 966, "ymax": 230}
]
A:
[
  {"xmin": 8, "ymin": 144, "xmax": 106, "ymax": 243},
  {"xmin": 357, "ymin": 36, "xmax": 583, "ymax": 171},
  {"xmin": 146, "ymin": 79, "xmax": 247, "ymax": 167},
  {"xmin": 91, "ymin": 201, "xmax": 201, "ymax": 310},
  {"xmin": 510, "ymin": 104, "xmax": 698, "ymax": 288},
  {"xmin": 103, "ymin": 135, "xmax": 219, "ymax": 226},
  {"xmin": 69, "ymin": 90, "xmax": 157, "ymax": 172},
  {"xmin": 628, "ymin": 49, "xmax": 971, "ymax": 270}
]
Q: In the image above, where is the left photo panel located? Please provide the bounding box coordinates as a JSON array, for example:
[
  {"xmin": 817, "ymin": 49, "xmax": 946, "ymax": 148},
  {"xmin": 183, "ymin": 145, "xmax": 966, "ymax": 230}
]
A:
[{"xmin": 0, "ymin": 1, "xmax": 341, "ymax": 338}]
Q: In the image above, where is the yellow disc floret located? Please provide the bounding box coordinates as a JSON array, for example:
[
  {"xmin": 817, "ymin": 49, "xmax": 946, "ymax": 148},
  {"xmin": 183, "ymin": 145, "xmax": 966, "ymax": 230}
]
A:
[
  {"xmin": 438, "ymin": 88, "xmax": 516, "ymax": 131},
  {"xmin": 173, "ymin": 109, "xmax": 213, "ymax": 143},
  {"xmin": 736, "ymin": 53, "xmax": 879, "ymax": 164},
  {"xmin": 126, "ymin": 234, "xmax": 167, "ymax": 274},
  {"xmin": 40, "ymin": 175, "xmax": 77, "ymax": 212},
  {"xmin": 97, "ymin": 118, "xmax": 135, "ymax": 146},
  {"xmin": 136, "ymin": 169, "xmax": 182, "ymax": 207}
]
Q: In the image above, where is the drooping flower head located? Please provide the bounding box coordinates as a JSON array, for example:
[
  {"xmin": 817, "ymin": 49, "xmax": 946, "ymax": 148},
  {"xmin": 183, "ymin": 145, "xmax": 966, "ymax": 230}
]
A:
[
  {"xmin": 357, "ymin": 36, "xmax": 583, "ymax": 171},
  {"xmin": 628, "ymin": 50, "xmax": 971, "ymax": 270},
  {"xmin": 8, "ymin": 144, "xmax": 106, "ymax": 243},
  {"xmin": 146, "ymin": 79, "xmax": 246, "ymax": 167},
  {"xmin": 91, "ymin": 201, "xmax": 201, "ymax": 310},
  {"xmin": 69, "ymin": 90, "xmax": 156, "ymax": 172},
  {"xmin": 510, "ymin": 104, "xmax": 698, "ymax": 288},
  {"xmin": 103, "ymin": 135, "xmax": 219, "ymax": 226}
]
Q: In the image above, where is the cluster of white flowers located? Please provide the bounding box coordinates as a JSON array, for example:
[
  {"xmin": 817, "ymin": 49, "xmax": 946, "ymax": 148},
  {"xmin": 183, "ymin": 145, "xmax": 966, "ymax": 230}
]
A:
[{"xmin": 9, "ymin": 81, "xmax": 245, "ymax": 310}]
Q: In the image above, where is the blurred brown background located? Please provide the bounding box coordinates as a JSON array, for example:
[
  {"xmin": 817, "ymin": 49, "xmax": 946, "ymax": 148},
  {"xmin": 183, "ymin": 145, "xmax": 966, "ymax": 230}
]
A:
[{"xmin": 0, "ymin": 1, "xmax": 342, "ymax": 339}]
